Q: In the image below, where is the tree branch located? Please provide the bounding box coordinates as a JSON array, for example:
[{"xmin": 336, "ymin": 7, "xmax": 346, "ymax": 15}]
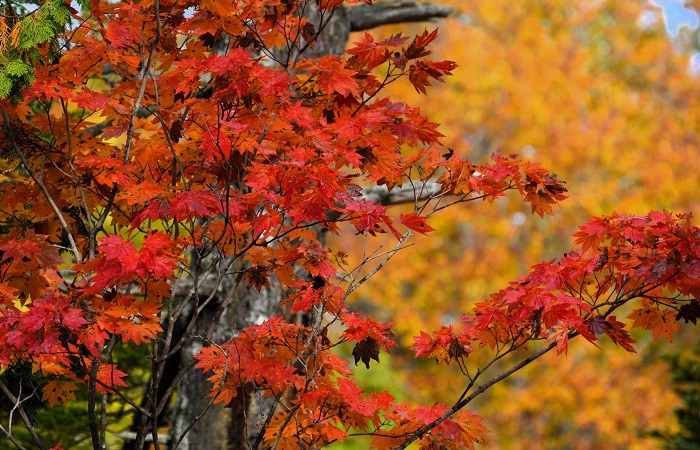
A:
[
  {"xmin": 346, "ymin": 1, "xmax": 453, "ymax": 31},
  {"xmin": 361, "ymin": 180, "xmax": 443, "ymax": 205},
  {"xmin": 400, "ymin": 331, "xmax": 580, "ymax": 449},
  {"xmin": 0, "ymin": 378, "xmax": 48, "ymax": 450},
  {"xmin": 396, "ymin": 340, "xmax": 560, "ymax": 449},
  {"xmin": 1, "ymin": 112, "xmax": 82, "ymax": 262}
]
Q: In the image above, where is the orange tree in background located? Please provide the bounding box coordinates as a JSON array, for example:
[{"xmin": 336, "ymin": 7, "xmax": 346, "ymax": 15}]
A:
[
  {"xmin": 345, "ymin": 0, "xmax": 700, "ymax": 448},
  {"xmin": 0, "ymin": 1, "xmax": 699, "ymax": 449}
]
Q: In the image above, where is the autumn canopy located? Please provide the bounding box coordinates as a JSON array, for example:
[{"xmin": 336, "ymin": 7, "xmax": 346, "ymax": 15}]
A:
[{"xmin": 0, "ymin": 0, "xmax": 698, "ymax": 449}]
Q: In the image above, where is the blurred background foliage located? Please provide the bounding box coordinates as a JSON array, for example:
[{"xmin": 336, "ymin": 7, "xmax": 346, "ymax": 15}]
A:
[{"xmin": 332, "ymin": 0, "xmax": 700, "ymax": 448}]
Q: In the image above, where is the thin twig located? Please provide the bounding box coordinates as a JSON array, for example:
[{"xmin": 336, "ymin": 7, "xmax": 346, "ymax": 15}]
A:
[
  {"xmin": 2, "ymin": 112, "xmax": 82, "ymax": 261},
  {"xmin": 395, "ymin": 340, "xmax": 561, "ymax": 449},
  {"xmin": 0, "ymin": 378, "xmax": 48, "ymax": 450}
]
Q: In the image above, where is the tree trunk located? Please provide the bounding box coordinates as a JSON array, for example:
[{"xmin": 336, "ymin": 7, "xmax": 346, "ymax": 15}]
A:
[
  {"xmin": 168, "ymin": 253, "xmax": 284, "ymax": 449},
  {"xmin": 162, "ymin": 2, "xmax": 453, "ymax": 449}
]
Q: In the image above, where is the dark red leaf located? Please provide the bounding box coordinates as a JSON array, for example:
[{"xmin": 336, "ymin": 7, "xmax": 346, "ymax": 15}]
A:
[{"xmin": 352, "ymin": 337, "xmax": 380, "ymax": 369}]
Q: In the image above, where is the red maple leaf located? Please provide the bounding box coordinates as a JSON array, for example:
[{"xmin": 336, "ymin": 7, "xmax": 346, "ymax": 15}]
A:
[
  {"xmin": 139, "ymin": 232, "xmax": 181, "ymax": 278},
  {"xmin": 346, "ymin": 33, "xmax": 394, "ymax": 70},
  {"xmin": 399, "ymin": 212, "xmax": 435, "ymax": 235},
  {"xmin": 411, "ymin": 331, "xmax": 436, "ymax": 359},
  {"xmin": 167, "ymin": 190, "xmax": 222, "ymax": 221},
  {"xmin": 603, "ymin": 316, "xmax": 637, "ymax": 353},
  {"xmin": 573, "ymin": 217, "xmax": 610, "ymax": 251},
  {"xmin": 545, "ymin": 323, "xmax": 571, "ymax": 355},
  {"xmin": 91, "ymin": 364, "xmax": 128, "ymax": 393},
  {"xmin": 97, "ymin": 235, "xmax": 139, "ymax": 274},
  {"xmin": 408, "ymin": 59, "xmax": 457, "ymax": 94}
]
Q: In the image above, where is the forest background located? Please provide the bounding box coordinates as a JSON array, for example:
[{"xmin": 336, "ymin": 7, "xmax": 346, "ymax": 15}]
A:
[{"xmin": 337, "ymin": 0, "xmax": 700, "ymax": 448}]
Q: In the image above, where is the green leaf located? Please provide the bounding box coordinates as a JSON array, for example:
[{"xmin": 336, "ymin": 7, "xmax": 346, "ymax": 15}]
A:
[
  {"xmin": 4, "ymin": 59, "xmax": 31, "ymax": 77},
  {"xmin": 0, "ymin": 73, "xmax": 12, "ymax": 98},
  {"xmin": 44, "ymin": 0, "xmax": 71, "ymax": 25}
]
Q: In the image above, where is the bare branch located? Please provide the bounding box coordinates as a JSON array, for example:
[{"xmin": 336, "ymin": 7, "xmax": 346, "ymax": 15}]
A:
[
  {"xmin": 346, "ymin": 1, "xmax": 454, "ymax": 31},
  {"xmin": 396, "ymin": 340, "xmax": 561, "ymax": 449},
  {"xmin": 0, "ymin": 422, "xmax": 27, "ymax": 450},
  {"xmin": 113, "ymin": 431, "xmax": 170, "ymax": 444},
  {"xmin": 0, "ymin": 378, "xmax": 48, "ymax": 450},
  {"xmin": 1, "ymin": 112, "xmax": 82, "ymax": 262},
  {"xmin": 361, "ymin": 180, "xmax": 442, "ymax": 205},
  {"xmin": 87, "ymin": 358, "xmax": 101, "ymax": 450}
]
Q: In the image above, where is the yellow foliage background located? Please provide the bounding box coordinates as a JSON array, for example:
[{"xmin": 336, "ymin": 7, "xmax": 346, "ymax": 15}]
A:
[{"xmin": 334, "ymin": 0, "xmax": 700, "ymax": 447}]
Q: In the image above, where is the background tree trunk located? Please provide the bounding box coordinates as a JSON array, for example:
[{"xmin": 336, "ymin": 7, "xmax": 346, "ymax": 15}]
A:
[
  {"xmin": 168, "ymin": 254, "xmax": 284, "ymax": 449},
  {"xmin": 162, "ymin": 2, "xmax": 453, "ymax": 449}
]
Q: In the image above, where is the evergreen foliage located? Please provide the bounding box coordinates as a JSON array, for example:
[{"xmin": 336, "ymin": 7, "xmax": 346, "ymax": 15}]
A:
[
  {"xmin": 656, "ymin": 341, "xmax": 700, "ymax": 450},
  {"xmin": 0, "ymin": 0, "xmax": 70, "ymax": 99}
]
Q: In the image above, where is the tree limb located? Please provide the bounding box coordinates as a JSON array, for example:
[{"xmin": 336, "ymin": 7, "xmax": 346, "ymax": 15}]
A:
[
  {"xmin": 346, "ymin": 1, "xmax": 454, "ymax": 31},
  {"xmin": 1, "ymin": 112, "xmax": 82, "ymax": 262},
  {"xmin": 0, "ymin": 378, "xmax": 47, "ymax": 450},
  {"xmin": 361, "ymin": 180, "xmax": 443, "ymax": 205},
  {"xmin": 396, "ymin": 340, "xmax": 561, "ymax": 449}
]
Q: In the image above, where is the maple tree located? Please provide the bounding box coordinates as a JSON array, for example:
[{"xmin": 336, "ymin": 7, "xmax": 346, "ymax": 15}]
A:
[{"xmin": 0, "ymin": 1, "xmax": 698, "ymax": 449}]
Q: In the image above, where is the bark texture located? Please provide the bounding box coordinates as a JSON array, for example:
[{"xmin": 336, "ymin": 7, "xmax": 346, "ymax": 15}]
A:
[
  {"xmin": 347, "ymin": 1, "xmax": 453, "ymax": 31},
  {"xmin": 162, "ymin": 2, "xmax": 454, "ymax": 449},
  {"xmin": 168, "ymin": 255, "xmax": 283, "ymax": 449}
]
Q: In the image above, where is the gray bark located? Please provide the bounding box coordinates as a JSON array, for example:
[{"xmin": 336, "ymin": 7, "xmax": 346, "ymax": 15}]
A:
[
  {"xmin": 167, "ymin": 5, "xmax": 346, "ymax": 448},
  {"xmin": 162, "ymin": 2, "xmax": 453, "ymax": 450},
  {"xmin": 363, "ymin": 180, "xmax": 443, "ymax": 205},
  {"xmin": 347, "ymin": 1, "xmax": 453, "ymax": 31},
  {"xmin": 167, "ymin": 254, "xmax": 283, "ymax": 449}
]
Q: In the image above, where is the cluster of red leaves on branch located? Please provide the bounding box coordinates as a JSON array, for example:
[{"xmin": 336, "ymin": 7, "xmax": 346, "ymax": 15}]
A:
[
  {"xmin": 1, "ymin": 0, "xmax": 692, "ymax": 448},
  {"xmin": 194, "ymin": 315, "xmax": 489, "ymax": 449},
  {"xmin": 414, "ymin": 211, "xmax": 700, "ymax": 362}
]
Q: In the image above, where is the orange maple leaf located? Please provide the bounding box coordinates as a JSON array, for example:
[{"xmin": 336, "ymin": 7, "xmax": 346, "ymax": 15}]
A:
[{"xmin": 42, "ymin": 381, "xmax": 79, "ymax": 408}]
